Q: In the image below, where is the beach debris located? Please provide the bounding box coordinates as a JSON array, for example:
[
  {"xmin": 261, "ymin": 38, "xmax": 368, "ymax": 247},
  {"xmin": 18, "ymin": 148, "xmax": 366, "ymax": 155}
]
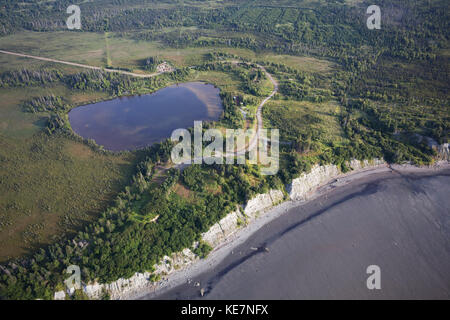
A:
[
  {"xmin": 200, "ymin": 288, "xmax": 205, "ymax": 297},
  {"xmin": 194, "ymin": 282, "xmax": 200, "ymax": 287},
  {"xmin": 250, "ymin": 247, "xmax": 258, "ymax": 251},
  {"xmin": 264, "ymin": 247, "xmax": 269, "ymax": 252}
]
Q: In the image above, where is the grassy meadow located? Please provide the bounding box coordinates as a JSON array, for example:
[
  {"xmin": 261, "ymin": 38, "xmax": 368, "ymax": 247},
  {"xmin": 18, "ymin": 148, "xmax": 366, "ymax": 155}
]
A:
[{"xmin": 0, "ymin": 55, "xmax": 139, "ymax": 261}]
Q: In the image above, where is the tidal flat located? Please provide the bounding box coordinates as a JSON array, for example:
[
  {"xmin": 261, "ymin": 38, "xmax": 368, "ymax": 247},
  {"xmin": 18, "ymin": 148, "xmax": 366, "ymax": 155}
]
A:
[{"xmin": 150, "ymin": 168, "xmax": 450, "ymax": 300}]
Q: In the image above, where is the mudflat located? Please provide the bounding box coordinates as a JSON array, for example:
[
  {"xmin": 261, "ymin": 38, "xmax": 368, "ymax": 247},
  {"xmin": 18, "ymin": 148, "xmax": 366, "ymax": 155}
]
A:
[{"xmin": 152, "ymin": 169, "xmax": 450, "ymax": 299}]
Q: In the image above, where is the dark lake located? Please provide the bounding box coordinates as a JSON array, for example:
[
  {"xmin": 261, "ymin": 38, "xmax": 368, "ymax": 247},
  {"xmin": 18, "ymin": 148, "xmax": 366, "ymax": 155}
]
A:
[{"xmin": 68, "ymin": 82, "xmax": 223, "ymax": 151}]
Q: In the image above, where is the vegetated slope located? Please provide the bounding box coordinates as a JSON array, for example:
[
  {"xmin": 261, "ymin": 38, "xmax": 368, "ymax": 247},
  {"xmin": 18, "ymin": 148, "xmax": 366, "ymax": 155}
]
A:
[{"xmin": 0, "ymin": 0, "xmax": 448, "ymax": 299}]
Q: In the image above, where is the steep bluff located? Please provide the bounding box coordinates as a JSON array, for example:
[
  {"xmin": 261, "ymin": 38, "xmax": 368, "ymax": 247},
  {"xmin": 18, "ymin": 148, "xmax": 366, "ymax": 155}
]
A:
[
  {"xmin": 288, "ymin": 159, "xmax": 386, "ymax": 201},
  {"xmin": 55, "ymin": 158, "xmax": 423, "ymax": 300},
  {"xmin": 438, "ymin": 143, "xmax": 449, "ymax": 161}
]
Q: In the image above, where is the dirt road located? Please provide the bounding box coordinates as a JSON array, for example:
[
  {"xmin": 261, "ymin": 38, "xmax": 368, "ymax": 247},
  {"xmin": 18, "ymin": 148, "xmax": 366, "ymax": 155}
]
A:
[{"xmin": 0, "ymin": 49, "xmax": 163, "ymax": 78}]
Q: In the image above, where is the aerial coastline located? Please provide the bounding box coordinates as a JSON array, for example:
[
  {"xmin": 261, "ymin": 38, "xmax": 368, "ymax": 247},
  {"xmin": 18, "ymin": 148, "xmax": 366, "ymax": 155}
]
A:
[
  {"xmin": 121, "ymin": 161, "xmax": 450, "ymax": 300},
  {"xmin": 0, "ymin": 1, "xmax": 448, "ymax": 303}
]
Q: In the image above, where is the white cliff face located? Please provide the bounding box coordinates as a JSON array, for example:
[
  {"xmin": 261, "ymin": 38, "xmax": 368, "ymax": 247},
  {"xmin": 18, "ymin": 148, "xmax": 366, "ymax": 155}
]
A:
[
  {"xmin": 201, "ymin": 222, "xmax": 224, "ymax": 248},
  {"xmin": 244, "ymin": 189, "xmax": 284, "ymax": 220},
  {"xmin": 54, "ymin": 290, "xmax": 66, "ymax": 300},
  {"xmin": 244, "ymin": 193, "xmax": 273, "ymax": 219},
  {"xmin": 76, "ymin": 187, "xmax": 286, "ymax": 300},
  {"xmin": 288, "ymin": 159, "xmax": 386, "ymax": 201},
  {"xmin": 270, "ymin": 189, "xmax": 284, "ymax": 205},
  {"xmin": 153, "ymin": 248, "xmax": 198, "ymax": 276},
  {"xmin": 201, "ymin": 189, "xmax": 284, "ymax": 250},
  {"xmin": 53, "ymin": 159, "xmax": 392, "ymax": 300},
  {"xmin": 201, "ymin": 210, "xmax": 245, "ymax": 247},
  {"xmin": 54, "ymin": 248, "xmax": 198, "ymax": 300},
  {"xmin": 438, "ymin": 143, "xmax": 449, "ymax": 161},
  {"xmin": 83, "ymin": 272, "xmax": 154, "ymax": 300},
  {"xmin": 348, "ymin": 158, "xmax": 386, "ymax": 170},
  {"xmin": 349, "ymin": 159, "xmax": 369, "ymax": 170},
  {"xmin": 288, "ymin": 164, "xmax": 340, "ymax": 201},
  {"xmin": 220, "ymin": 210, "xmax": 243, "ymax": 238}
]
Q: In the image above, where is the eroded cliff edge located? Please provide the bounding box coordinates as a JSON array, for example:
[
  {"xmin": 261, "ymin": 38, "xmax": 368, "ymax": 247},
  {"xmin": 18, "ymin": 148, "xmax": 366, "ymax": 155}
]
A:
[{"xmin": 54, "ymin": 154, "xmax": 450, "ymax": 299}]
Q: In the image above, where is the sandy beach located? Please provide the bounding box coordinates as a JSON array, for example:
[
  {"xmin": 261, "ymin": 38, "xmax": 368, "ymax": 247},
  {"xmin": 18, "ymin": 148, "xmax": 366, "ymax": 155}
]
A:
[{"xmin": 128, "ymin": 162, "xmax": 450, "ymax": 300}]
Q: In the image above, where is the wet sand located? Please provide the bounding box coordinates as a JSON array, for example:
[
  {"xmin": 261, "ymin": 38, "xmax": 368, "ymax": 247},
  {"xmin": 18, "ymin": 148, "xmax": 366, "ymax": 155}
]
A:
[{"xmin": 148, "ymin": 167, "xmax": 450, "ymax": 300}]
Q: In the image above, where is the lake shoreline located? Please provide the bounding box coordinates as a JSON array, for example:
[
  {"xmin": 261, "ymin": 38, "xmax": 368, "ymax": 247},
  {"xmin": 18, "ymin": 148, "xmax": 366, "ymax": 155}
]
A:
[
  {"xmin": 67, "ymin": 81, "xmax": 223, "ymax": 153},
  {"xmin": 125, "ymin": 161, "xmax": 450, "ymax": 300}
]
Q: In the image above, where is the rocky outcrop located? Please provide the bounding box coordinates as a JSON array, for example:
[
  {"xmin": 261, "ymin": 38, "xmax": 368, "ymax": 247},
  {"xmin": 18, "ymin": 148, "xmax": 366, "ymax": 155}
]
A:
[
  {"xmin": 201, "ymin": 189, "xmax": 284, "ymax": 248},
  {"xmin": 75, "ymin": 189, "xmax": 287, "ymax": 299},
  {"xmin": 438, "ymin": 143, "xmax": 449, "ymax": 161},
  {"xmin": 54, "ymin": 159, "xmax": 391, "ymax": 300},
  {"xmin": 83, "ymin": 272, "xmax": 152, "ymax": 300},
  {"xmin": 54, "ymin": 291, "xmax": 66, "ymax": 300},
  {"xmin": 220, "ymin": 210, "xmax": 243, "ymax": 238},
  {"xmin": 288, "ymin": 164, "xmax": 340, "ymax": 201},
  {"xmin": 54, "ymin": 248, "xmax": 198, "ymax": 300},
  {"xmin": 288, "ymin": 159, "xmax": 386, "ymax": 201},
  {"xmin": 244, "ymin": 193, "xmax": 273, "ymax": 219},
  {"xmin": 201, "ymin": 221, "xmax": 225, "ymax": 248},
  {"xmin": 202, "ymin": 209, "xmax": 244, "ymax": 247},
  {"xmin": 244, "ymin": 189, "xmax": 284, "ymax": 220},
  {"xmin": 270, "ymin": 189, "xmax": 285, "ymax": 205},
  {"xmin": 153, "ymin": 248, "xmax": 198, "ymax": 275}
]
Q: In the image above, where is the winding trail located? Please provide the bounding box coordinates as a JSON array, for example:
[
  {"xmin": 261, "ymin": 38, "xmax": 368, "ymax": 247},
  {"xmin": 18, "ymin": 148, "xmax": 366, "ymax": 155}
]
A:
[
  {"xmin": 189, "ymin": 62, "xmax": 278, "ymax": 164},
  {"xmin": 245, "ymin": 64, "xmax": 278, "ymax": 154},
  {"xmin": 0, "ymin": 49, "xmax": 164, "ymax": 78},
  {"xmin": 173, "ymin": 62, "xmax": 278, "ymax": 169}
]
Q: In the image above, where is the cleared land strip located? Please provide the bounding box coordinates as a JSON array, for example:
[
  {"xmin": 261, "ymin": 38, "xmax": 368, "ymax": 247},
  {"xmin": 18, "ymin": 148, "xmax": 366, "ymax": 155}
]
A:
[{"xmin": 0, "ymin": 49, "xmax": 163, "ymax": 78}]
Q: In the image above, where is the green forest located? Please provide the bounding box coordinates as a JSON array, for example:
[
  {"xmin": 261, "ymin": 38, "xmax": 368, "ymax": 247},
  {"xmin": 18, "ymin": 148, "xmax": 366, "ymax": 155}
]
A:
[{"xmin": 0, "ymin": 0, "xmax": 448, "ymax": 299}]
